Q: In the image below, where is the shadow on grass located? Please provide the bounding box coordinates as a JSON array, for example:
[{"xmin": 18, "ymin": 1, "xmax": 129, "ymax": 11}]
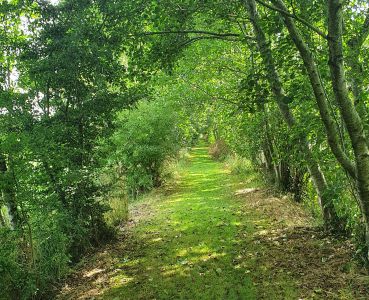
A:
[
  {"xmin": 100, "ymin": 147, "xmax": 257, "ymax": 299},
  {"xmin": 59, "ymin": 146, "xmax": 368, "ymax": 300}
]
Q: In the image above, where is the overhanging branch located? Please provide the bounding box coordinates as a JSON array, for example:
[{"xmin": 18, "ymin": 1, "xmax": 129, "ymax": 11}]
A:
[
  {"xmin": 256, "ymin": 0, "xmax": 328, "ymax": 39},
  {"xmin": 179, "ymin": 36, "xmax": 242, "ymax": 48},
  {"xmin": 140, "ymin": 30, "xmax": 242, "ymax": 38}
]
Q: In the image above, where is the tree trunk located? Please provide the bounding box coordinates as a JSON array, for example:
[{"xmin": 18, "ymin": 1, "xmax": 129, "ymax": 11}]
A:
[
  {"xmin": 0, "ymin": 155, "xmax": 19, "ymax": 229},
  {"xmin": 278, "ymin": 159, "xmax": 291, "ymax": 192},
  {"xmin": 262, "ymin": 105, "xmax": 277, "ymax": 181},
  {"xmin": 0, "ymin": 205, "xmax": 6, "ymax": 227},
  {"xmin": 327, "ymin": 0, "xmax": 369, "ymax": 258},
  {"xmin": 271, "ymin": 0, "xmax": 356, "ymax": 179},
  {"xmin": 292, "ymin": 168, "xmax": 306, "ymax": 202},
  {"xmin": 347, "ymin": 11, "xmax": 369, "ymax": 123},
  {"xmin": 244, "ymin": 0, "xmax": 339, "ymax": 228}
]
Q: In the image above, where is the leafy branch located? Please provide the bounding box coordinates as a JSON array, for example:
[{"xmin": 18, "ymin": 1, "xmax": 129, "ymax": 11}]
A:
[{"xmin": 256, "ymin": 0, "xmax": 328, "ymax": 39}]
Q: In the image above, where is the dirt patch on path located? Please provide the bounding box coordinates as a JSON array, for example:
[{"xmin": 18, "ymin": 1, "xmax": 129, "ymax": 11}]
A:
[{"xmin": 237, "ymin": 189, "xmax": 369, "ymax": 299}]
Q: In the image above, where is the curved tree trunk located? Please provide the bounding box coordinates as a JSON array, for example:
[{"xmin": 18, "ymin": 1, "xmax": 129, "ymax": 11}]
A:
[
  {"xmin": 243, "ymin": 0, "xmax": 339, "ymax": 229},
  {"xmin": 327, "ymin": 0, "xmax": 369, "ymax": 258},
  {"xmin": 271, "ymin": 0, "xmax": 356, "ymax": 179}
]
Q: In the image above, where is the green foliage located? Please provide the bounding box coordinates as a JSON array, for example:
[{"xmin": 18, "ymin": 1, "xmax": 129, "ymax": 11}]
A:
[
  {"xmin": 3, "ymin": 0, "xmax": 369, "ymax": 298},
  {"xmin": 112, "ymin": 99, "xmax": 183, "ymax": 197},
  {"xmin": 0, "ymin": 0, "xmax": 129, "ymax": 298},
  {"xmin": 225, "ymin": 154, "xmax": 254, "ymax": 177}
]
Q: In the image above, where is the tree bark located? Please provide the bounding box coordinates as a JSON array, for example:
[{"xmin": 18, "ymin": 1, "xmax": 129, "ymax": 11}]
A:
[
  {"xmin": 0, "ymin": 155, "xmax": 19, "ymax": 229},
  {"xmin": 292, "ymin": 167, "xmax": 305, "ymax": 202},
  {"xmin": 0, "ymin": 205, "xmax": 6, "ymax": 227},
  {"xmin": 327, "ymin": 0, "xmax": 369, "ymax": 258},
  {"xmin": 346, "ymin": 11, "xmax": 369, "ymax": 124},
  {"xmin": 244, "ymin": 0, "xmax": 338, "ymax": 228},
  {"xmin": 262, "ymin": 104, "xmax": 277, "ymax": 182},
  {"xmin": 271, "ymin": 0, "xmax": 356, "ymax": 179}
]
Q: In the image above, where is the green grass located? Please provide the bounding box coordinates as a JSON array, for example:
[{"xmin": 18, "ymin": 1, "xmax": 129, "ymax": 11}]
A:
[{"xmin": 102, "ymin": 146, "xmax": 256, "ymax": 299}]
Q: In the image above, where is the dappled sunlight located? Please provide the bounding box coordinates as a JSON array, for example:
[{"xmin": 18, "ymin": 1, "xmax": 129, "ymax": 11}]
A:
[
  {"xmin": 176, "ymin": 248, "xmax": 188, "ymax": 257},
  {"xmin": 56, "ymin": 146, "xmax": 369, "ymax": 300},
  {"xmin": 116, "ymin": 258, "xmax": 140, "ymax": 268},
  {"xmin": 196, "ymin": 251, "xmax": 227, "ymax": 262},
  {"xmin": 83, "ymin": 268, "xmax": 105, "ymax": 279},
  {"xmin": 109, "ymin": 272, "xmax": 134, "ymax": 286},
  {"xmin": 161, "ymin": 264, "xmax": 182, "ymax": 277},
  {"xmin": 151, "ymin": 237, "xmax": 163, "ymax": 243},
  {"xmin": 231, "ymin": 221, "xmax": 243, "ymax": 227},
  {"xmin": 55, "ymin": 146, "xmax": 267, "ymax": 300},
  {"xmin": 94, "ymin": 146, "xmax": 256, "ymax": 299},
  {"xmin": 200, "ymin": 187, "xmax": 222, "ymax": 192}
]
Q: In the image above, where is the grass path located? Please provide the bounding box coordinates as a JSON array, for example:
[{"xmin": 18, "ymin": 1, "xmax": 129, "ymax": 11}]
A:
[
  {"xmin": 103, "ymin": 146, "xmax": 257, "ymax": 299},
  {"xmin": 58, "ymin": 146, "xmax": 369, "ymax": 299}
]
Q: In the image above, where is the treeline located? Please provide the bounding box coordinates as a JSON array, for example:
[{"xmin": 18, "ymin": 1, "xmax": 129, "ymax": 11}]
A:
[
  {"xmin": 0, "ymin": 1, "xmax": 160, "ymax": 299},
  {"xmin": 2, "ymin": 0, "xmax": 369, "ymax": 299},
  {"xmin": 0, "ymin": 1, "xmax": 127, "ymax": 298}
]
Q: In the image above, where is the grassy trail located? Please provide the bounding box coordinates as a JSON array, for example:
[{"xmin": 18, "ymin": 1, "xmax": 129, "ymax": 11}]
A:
[
  {"xmin": 59, "ymin": 145, "xmax": 369, "ymax": 299},
  {"xmin": 59, "ymin": 145, "xmax": 308, "ymax": 299},
  {"xmin": 103, "ymin": 146, "xmax": 256, "ymax": 299}
]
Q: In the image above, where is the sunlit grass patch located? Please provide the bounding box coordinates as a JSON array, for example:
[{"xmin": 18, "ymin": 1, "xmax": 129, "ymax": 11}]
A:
[
  {"xmin": 104, "ymin": 196, "xmax": 128, "ymax": 227},
  {"xmin": 110, "ymin": 272, "xmax": 134, "ymax": 286},
  {"xmin": 99, "ymin": 146, "xmax": 258, "ymax": 299}
]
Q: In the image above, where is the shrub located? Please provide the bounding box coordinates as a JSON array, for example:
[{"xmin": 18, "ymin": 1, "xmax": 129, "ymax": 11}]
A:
[
  {"xmin": 111, "ymin": 99, "xmax": 183, "ymax": 197},
  {"xmin": 208, "ymin": 140, "xmax": 229, "ymax": 161},
  {"xmin": 225, "ymin": 154, "xmax": 253, "ymax": 176}
]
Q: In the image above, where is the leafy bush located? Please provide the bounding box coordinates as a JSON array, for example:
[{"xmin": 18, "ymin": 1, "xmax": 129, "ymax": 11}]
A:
[
  {"xmin": 0, "ymin": 219, "xmax": 70, "ymax": 300},
  {"xmin": 224, "ymin": 154, "xmax": 253, "ymax": 176},
  {"xmin": 112, "ymin": 99, "xmax": 183, "ymax": 198}
]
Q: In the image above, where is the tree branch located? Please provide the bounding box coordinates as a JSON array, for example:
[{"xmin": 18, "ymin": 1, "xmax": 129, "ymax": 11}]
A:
[
  {"xmin": 255, "ymin": 0, "xmax": 328, "ymax": 39},
  {"xmin": 179, "ymin": 76, "xmax": 244, "ymax": 107},
  {"xmin": 140, "ymin": 30, "xmax": 242, "ymax": 38},
  {"xmin": 178, "ymin": 35, "xmax": 242, "ymax": 48}
]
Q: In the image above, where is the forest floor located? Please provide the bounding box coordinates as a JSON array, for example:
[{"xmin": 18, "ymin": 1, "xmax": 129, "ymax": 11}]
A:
[{"xmin": 57, "ymin": 146, "xmax": 369, "ymax": 300}]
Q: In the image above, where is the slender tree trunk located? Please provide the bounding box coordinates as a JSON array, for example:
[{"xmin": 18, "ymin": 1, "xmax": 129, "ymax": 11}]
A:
[
  {"xmin": 0, "ymin": 155, "xmax": 19, "ymax": 229},
  {"xmin": 292, "ymin": 168, "xmax": 305, "ymax": 202},
  {"xmin": 271, "ymin": 0, "xmax": 356, "ymax": 179},
  {"xmin": 261, "ymin": 142, "xmax": 274, "ymax": 178},
  {"xmin": 347, "ymin": 11, "xmax": 369, "ymax": 122},
  {"xmin": 0, "ymin": 205, "xmax": 6, "ymax": 227},
  {"xmin": 262, "ymin": 104, "xmax": 277, "ymax": 181},
  {"xmin": 327, "ymin": 0, "xmax": 369, "ymax": 258},
  {"xmin": 244, "ymin": 0, "xmax": 338, "ymax": 228},
  {"xmin": 278, "ymin": 159, "xmax": 291, "ymax": 192}
]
